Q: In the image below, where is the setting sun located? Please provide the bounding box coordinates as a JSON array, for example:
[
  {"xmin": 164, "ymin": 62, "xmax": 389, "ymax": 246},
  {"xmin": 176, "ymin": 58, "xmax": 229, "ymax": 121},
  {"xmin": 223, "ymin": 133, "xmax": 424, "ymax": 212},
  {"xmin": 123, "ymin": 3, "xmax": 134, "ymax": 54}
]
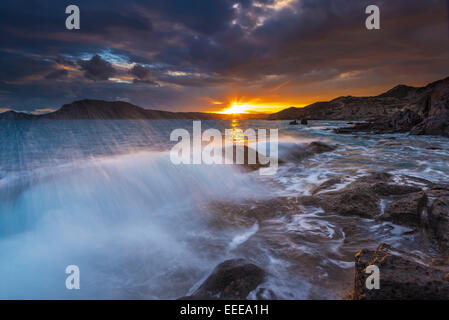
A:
[
  {"xmin": 217, "ymin": 102, "xmax": 250, "ymax": 114},
  {"xmin": 215, "ymin": 101, "xmax": 290, "ymax": 114}
]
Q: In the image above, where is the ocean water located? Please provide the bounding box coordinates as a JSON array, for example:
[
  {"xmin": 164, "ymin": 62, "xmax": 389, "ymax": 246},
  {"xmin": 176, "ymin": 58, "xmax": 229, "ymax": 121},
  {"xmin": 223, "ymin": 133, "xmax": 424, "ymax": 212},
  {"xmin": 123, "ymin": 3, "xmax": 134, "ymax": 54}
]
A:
[{"xmin": 0, "ymin": 120, "xmax": 448, "ymax": 299}]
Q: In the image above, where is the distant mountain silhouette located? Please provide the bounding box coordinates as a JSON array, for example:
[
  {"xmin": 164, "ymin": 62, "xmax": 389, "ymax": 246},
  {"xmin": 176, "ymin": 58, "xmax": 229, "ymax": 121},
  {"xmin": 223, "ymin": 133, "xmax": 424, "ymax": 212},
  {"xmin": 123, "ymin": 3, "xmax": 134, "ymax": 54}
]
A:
[
  {"xmin": 268, "ymin": 76, "xmax": 449, "ymax": 121},
  {"xmin": 0, "ymin": 99, "xmax": 268, "ymax": 120},
  {"xmin": 1, "ymin": 76, "xmax": 448, "ymax": 126},
  {"xmin": 0, "ymin": 110, "xmax": 38, "ymax": 120}
]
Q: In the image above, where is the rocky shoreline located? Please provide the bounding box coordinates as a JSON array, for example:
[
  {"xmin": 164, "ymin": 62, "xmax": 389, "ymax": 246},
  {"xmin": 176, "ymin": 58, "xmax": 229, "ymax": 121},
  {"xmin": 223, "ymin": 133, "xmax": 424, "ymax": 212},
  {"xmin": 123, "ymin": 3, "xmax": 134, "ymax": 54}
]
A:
[
  {"xmin": 335, "ymin": 77, "xmax": 449, "ymax": 137},
  {"xmin": 182, "ymin": 141, "xmax": 449, "ymax": 300}
]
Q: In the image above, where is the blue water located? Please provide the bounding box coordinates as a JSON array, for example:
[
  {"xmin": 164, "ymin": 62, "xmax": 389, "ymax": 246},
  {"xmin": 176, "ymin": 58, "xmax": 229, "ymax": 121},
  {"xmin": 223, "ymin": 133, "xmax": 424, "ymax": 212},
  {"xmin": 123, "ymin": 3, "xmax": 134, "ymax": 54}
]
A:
[{"xmin": 0, "ymin": 120, "xmax": 448, "ymax": 299}]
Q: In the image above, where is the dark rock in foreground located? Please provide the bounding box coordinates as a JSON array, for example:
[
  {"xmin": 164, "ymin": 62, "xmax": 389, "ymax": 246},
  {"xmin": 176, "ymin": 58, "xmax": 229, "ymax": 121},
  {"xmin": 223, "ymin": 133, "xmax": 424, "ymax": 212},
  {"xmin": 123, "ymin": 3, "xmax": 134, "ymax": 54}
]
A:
[
  {"xmin": 301, "ymin": 119, "xmax": 308, "ymax": 125},
  {"xmin": 353, "ymin": 243, "xmax": 449, "ymax": 300},
  {"xmin": 183, "ymin": 259, "xmax": 266, "ymax": 300}
]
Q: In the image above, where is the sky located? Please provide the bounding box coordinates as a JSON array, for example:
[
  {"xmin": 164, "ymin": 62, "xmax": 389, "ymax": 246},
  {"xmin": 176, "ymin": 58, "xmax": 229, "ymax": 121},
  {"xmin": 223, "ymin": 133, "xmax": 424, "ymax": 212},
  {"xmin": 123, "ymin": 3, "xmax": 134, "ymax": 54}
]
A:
[{"xmin": 0, "ymin": 0, "xmax": 448, "ymax": 114}]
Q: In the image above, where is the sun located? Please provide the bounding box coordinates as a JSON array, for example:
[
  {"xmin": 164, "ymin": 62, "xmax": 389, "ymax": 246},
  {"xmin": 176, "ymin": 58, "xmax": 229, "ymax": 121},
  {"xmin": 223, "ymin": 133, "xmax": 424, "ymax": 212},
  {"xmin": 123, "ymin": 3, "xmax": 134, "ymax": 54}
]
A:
[{"xmin": 217, "ymin": 102, "xmax": 250, "ymax": 114}]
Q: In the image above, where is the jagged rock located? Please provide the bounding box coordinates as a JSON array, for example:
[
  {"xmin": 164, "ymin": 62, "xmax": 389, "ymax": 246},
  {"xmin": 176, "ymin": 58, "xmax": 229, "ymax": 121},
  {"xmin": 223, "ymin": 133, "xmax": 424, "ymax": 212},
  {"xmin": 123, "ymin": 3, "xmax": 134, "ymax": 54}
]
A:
[
  {"xmin": 428, "ymin": 197, "xmax": 449, "ymax": 248},
  {"xmin": 184, "ymin": 259, "xmax": 266, "ymax": 300},
  {"xmin": 353, "ymin": 243, "xmax": 449, "ymax": 300},
  {"xmin": 289, "ymin": 120, "xmax": 298, "ymax": 125},
  {"xmin": 381, "ymin": 192, "xmax": 428, "ymax": 226},
  {"xmin": 338, "ymin": 78, "xmax": 449, "ymax": 137},
  {"xmin": 410, "ymin": 114, "xmax": 449, "ymax": 137},
  {"xmin": 301, "ymin": 119, "xmax": 308, "ymax": 125},
  {"xmin": 390, "ymin": 109, "xmax": 423, "ymax": 132}
]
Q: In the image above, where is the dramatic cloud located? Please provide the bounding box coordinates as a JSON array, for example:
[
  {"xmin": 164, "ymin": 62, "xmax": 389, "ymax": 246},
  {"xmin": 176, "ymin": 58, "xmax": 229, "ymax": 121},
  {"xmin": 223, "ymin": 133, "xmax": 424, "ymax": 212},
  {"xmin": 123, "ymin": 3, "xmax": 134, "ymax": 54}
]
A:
[
  {"xmin": 0, "ymin": 0, "xmax": 448, "ymax": 112},
  {"xmin": 78, "ymin": 55, "xmax": 116, "ymax": 81},
  {"xmin": 131, "ymin": 65, "xmax": 152, "ymax": 80},
  {"xmin": 130, "ymin": 64, "xmax": 159, "ymax": 85}
]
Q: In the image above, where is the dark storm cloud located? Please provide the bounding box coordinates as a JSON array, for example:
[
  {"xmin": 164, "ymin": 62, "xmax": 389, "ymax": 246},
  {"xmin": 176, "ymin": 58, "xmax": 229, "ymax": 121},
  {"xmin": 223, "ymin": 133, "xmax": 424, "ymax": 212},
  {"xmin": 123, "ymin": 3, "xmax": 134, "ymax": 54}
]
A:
[
  {"xmin": 129, "ymin": 64, "xmax": 159, "ymax": 85},
  {"xmin": 0, "ymin": 0, "xmax": 448, "ymax": 111},
  {"xmin": 79, "ymin": 55, "xmax": 116, "ymax": 81},
  {"xmin": 130, "ymin": 65, "xmax": 152, "ymax": 80}
]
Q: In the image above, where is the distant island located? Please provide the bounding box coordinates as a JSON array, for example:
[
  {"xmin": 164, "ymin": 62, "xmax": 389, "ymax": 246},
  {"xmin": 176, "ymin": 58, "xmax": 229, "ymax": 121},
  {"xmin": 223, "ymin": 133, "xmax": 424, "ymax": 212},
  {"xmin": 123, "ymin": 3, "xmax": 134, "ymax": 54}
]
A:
[{"xmin": 1, "ymin": 76, "xmax": 448, "ymax": 136}]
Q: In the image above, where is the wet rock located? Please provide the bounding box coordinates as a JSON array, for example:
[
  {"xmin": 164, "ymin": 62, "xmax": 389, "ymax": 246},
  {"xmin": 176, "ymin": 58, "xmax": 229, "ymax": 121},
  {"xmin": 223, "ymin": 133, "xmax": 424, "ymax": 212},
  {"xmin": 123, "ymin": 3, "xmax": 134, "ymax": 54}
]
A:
[
  {"xmin": 309, "ymin": 187, "xmax": 381, "ymax": 219},
  {"xmin": 428, "ymin": 197, "xmax": 449, "ymax": 248},
  {"xmin": 307, "ymin": 141, "xmax": 337, "ymax": 154},
  {"xmin": 299, "ymin": 172, "xmax": 423, "ymax": 219},
  {"xmin": 185, "ymin": 259, "xmax": 266, "ymax": 300},
  {"xmin": 371, "ymin": 183, "xmax": 421, "ymax": 196},
  {"xmin": 223, "ymin": 145, "xmax": 281, "ymax": 172},
  {"xmin": 311, "ymin": 177, "xmax": 344, "ymax": 195},
  {"xmin": 207, "ymin": 197, "xmax": 307, "ymax": 228},
  {"xmin": 301, "ymin": 119, "xmax": 308, "ymax": 125},
  {"xmin": 362, "ymin": 171, "xmax": 393, "ymax": 183},
  {"xmin": 289, "ymin": 120, "xmax": 298, "ymax": 125},
  {"xmin": 353, "ymin": 243, "xmax": 449, "ymax": 300},
  {"xmin": 283, "ymin": 141, "xmax": 337, "ymax": 162},
  {"xmin": 381, "ymin": 192, "xmax": 428, "ymax": 226}
]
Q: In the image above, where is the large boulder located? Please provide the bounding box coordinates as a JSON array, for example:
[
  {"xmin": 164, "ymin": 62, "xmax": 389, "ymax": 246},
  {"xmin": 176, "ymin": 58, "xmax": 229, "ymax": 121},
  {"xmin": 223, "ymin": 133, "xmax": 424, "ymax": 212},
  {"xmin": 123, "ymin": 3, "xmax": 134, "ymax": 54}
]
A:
[
  {"xmin": 381, "ymin": 192, "xmax": 428, "ymax": 227},
  {"xmin": 185, "ymin": 259, "xmax": 266, "ymax": 300},
  {"xmin": 353, "ymin": 243, "xmax": 449, "ymax": 300}
]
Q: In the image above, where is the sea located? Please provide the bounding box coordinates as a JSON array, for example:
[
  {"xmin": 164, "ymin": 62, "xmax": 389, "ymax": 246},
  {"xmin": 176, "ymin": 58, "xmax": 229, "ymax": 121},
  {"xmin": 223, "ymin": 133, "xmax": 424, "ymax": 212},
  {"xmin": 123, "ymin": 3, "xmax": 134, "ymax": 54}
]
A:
[{"xmin": 0, "ymin": 119, "xmax": 448, "ymax": 299}]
